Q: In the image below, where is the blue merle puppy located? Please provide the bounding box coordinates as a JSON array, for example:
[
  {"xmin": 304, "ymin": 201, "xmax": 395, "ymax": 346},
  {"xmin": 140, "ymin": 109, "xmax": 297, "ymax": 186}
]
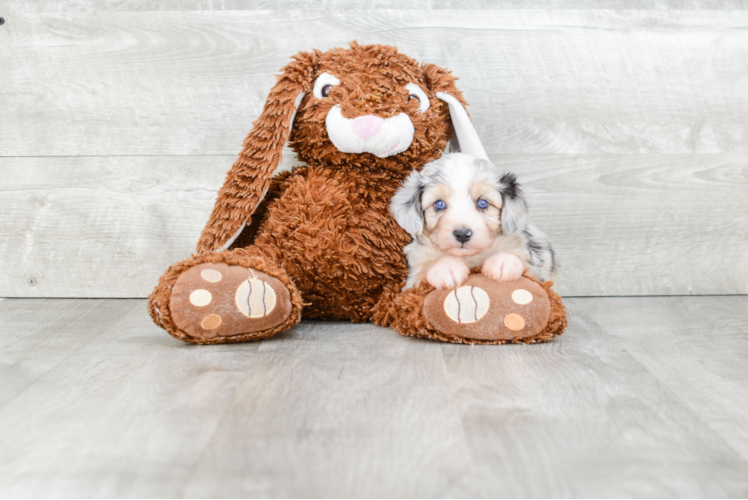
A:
[{"xmin": 390, "ymin": 153, "xmax": 556, "ymax": 290}]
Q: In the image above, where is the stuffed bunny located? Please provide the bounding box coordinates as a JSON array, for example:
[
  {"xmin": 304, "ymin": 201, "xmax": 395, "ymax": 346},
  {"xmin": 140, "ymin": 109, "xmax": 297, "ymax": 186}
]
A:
[{"xmin": 148, "ymin": 42, "xmax": 567, "ymax": 345}]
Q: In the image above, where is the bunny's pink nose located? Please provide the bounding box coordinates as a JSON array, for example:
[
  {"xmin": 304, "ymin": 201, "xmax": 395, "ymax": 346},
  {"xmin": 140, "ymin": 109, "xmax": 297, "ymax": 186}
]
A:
[{"xmin": 352, "ymin": 115, "xmax": 383, "ymax": 141}]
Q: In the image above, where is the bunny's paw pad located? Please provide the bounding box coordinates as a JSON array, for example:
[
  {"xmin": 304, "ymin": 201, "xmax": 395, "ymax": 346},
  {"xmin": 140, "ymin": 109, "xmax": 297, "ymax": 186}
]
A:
[
  {"xmin": 169, "ymin": 263, "xmax": 291, "ymax": 340},
  {"xmin": 423, "ymin": 274, "xmax": 551, "ymax": 341}
]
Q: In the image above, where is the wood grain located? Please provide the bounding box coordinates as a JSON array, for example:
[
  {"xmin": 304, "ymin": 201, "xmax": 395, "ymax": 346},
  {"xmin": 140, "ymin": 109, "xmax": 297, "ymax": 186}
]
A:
[
  {"xmin": 1, "ymin": 10, "xmax": 747, "ymax": 156},
  {"xmin": 2, "ymin": 4, "xmax": 747, "ymax": 495},
  {"xmin": 1, "ymin": 6, "xmax": 747, "ymax": 298},
  {"xmin": 493, "ymin": 154, "xmax": 748, "ymax": 297},
  {"xmin": 439, "ymin": 300, "xmax": 748, "ymax": 497},
  {"xmin": 0, "ymin": 299, "xmax": 138, "ymax": 409},
  {"xmin": 0, "ymin": 156, "xmax": 226, "ymax": 298},
  {"xmin": 573, "ymin": 295, "xmax": 748, "ymax": 462},
  {"xmin": 4, "ymin": 0, "xmax": 748, "ymax": 11},
  {"xmin": 0, "ymin": 296, "xmax": 747, "ymax": 497},
  {"xmin": 2, "ymin": 154, "xmax": 746, "ymax": 298}
]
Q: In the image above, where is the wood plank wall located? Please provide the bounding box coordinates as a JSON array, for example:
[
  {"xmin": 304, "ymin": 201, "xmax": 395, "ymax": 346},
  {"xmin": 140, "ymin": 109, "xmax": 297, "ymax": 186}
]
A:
[{"xmin": 1, "ymin": 1, "xmax": 747, "ymax": 297}]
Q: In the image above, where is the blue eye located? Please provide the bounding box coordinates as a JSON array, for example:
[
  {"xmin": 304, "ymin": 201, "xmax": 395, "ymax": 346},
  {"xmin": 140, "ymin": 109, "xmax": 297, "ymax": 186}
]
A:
[
  {"xmin": 434, "ymin": 200, "xmax": 447, "ymax": 211},
  {"xmin": 476, "ymin": 199, "xmax": 489, "ymax": 209}
]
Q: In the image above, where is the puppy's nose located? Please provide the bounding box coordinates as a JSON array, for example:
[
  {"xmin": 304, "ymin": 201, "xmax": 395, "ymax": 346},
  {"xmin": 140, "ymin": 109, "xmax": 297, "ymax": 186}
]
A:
[
  {"xmin": 453, "ymin": 228, "xmax": 472, "ymax": 243},
  {"xmin": 352, "ymin": 115, "xmax": 383, "ymax": 141}
]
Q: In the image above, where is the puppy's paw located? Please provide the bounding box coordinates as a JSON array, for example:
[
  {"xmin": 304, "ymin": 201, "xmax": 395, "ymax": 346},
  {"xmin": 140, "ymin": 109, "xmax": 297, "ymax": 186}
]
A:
[
  {"xmin": 427, "ymin": 257, "xmax": 470, "ymax": 289},
  {"xmin": 482, "ymin": 253, "xmax": 525, "ymax": 283}
]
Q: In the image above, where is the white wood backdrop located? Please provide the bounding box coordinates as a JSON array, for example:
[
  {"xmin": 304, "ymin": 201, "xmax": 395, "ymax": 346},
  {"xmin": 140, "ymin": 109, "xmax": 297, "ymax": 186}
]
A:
[{"xmin": 1, "ymin": 3, "xmax": 747, "ymax": 297}]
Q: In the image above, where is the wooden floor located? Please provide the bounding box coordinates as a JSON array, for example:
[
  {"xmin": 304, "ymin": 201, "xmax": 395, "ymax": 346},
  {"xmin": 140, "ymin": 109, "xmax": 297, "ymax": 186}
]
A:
[{"xmin": 1, "ymin": 296, "xmax": 747, "ymax": 498}]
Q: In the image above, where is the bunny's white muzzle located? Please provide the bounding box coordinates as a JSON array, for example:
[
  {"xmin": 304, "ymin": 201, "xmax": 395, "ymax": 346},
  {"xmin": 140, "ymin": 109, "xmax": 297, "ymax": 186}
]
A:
[{"xmin": 325, "ymin": 106, "xmax": 414, "ymax": 158}]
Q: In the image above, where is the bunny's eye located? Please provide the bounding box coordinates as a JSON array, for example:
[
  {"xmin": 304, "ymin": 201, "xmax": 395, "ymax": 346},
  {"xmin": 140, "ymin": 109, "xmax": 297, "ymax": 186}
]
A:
[
  {"xmin": 434, "ymin": 200, "xmax": 447, "ymax": 211},
  {"xmin": 476, "ymin": 199, "xmax": 489, "ymax": 209},
  {"xmin": 405, "ymin": 83, "xmax": 430, "ymax": 113},
  {"xmin": 313, "ymin": 72, "xmax": 341, "ymax": 99}
]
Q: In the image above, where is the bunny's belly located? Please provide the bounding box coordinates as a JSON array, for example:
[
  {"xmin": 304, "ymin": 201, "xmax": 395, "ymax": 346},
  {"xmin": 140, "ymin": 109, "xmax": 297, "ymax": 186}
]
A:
[{"xmin": 251, "ymin": 167, "xmax": 411, "ymax": 321}]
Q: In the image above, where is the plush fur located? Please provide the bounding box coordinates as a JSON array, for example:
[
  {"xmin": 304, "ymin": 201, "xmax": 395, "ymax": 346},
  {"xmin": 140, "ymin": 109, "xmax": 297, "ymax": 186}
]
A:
[
  {"xmin": 148, "ymin": 245, "xmax": 304, "ymax": 344},
  {"xmin": 148, "ymin": 42, "xmax": 567, "ymax": 344},
  {"xmin": 370, "ymin": 271, "xmax": 567, "ymax": 345}
]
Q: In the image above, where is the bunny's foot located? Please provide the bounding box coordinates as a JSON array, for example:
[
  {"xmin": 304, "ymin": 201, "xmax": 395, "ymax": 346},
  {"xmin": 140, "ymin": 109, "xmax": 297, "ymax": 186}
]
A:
[
  {"xmin": 424, "ymin": 274, "xmax": 551, "ymax": 342},
  {"xmin": 168, "ymin": 263, "xmax": 293, "ymax": 342},
  {"xmin": 149, "ymin": 247, "xmax": 303, "ymax": 344},
  {"xmin": 372, "ymin": 273, "xmax": 567, "ymax": 344}
]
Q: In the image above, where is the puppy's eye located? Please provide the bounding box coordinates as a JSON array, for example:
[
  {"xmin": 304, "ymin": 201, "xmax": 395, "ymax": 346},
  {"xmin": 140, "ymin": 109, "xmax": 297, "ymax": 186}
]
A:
[
  {"xmin": 434, "ymin": 200, "xmax": 447, "ymax": 211},
  {"xmin": 322, "ymin": 84, "xmax": 333, "ymax": 97},
  {"xmin": 476, "ymin": 199, "xmax": 489, "ymax": 209},
  {"xmin": 408, "ymin": 94, "xmax": 420, "ymax": 102}
]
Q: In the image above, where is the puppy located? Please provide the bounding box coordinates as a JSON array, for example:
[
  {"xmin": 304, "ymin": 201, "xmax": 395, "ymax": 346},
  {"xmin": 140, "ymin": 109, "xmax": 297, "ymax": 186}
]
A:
[{"xmin": 391, "ymin": 153, "xmax": 556, "ymax": 290}]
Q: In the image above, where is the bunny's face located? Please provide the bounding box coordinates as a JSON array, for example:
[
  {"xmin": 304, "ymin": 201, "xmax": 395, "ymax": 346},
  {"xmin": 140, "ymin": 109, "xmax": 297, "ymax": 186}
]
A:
[
  {"xmin": 196, "ymin": 42, "xmax": 488, "ymax": 252},
  {"xmin": 289, "ymin": 44, "xmax": 457, "ymax": 175}
]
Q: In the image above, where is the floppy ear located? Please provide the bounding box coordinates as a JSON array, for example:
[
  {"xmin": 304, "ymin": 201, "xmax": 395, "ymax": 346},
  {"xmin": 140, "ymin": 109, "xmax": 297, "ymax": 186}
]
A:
[
  {"xmin": 196, "ymin": 50, "xmax": 319, "ymax": 252},
  {"xmin": 498, "ymin": 172, "xmax": 528, "ymax": 234},
  {"xmin": 421, "ymin": 63, "xmax": 489, "ymax": 161},
  {"xmin": 390, "ymin": 169, "xmax": 425, "ymax": 236}
]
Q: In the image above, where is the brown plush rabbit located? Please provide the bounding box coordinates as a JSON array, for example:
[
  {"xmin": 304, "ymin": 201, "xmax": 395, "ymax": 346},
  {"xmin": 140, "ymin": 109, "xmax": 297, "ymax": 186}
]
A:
[{"xmin": 148, "ymin": 42, "xmax": 567, "ymax": 345}]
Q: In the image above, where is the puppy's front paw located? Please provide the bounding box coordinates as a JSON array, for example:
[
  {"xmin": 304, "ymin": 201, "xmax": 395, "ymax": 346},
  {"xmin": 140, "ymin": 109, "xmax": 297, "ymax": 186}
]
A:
[
  {"xmin": 482, "ymin": 253, "xmax": 525, "ymax": 283},
  {"xmin": 426, "ymin": 257, "xmax": 470, "ymax": 289}
]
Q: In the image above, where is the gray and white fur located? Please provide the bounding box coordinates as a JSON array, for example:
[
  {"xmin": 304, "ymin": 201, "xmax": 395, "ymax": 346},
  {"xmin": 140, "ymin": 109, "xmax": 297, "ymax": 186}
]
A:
[{"xmin": 391, "ymin": 153, "xmax": 556, "ymax": 289}]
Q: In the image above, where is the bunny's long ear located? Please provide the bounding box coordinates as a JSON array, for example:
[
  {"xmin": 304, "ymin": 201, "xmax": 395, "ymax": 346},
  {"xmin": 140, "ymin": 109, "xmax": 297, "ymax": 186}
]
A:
[
  {"xmin": 196, "ymin": 51, "xmax": 319, "ymax": 252},
  {"xmin": 421, "ymin": 63, "xmax": 489, "ymax": 161}
]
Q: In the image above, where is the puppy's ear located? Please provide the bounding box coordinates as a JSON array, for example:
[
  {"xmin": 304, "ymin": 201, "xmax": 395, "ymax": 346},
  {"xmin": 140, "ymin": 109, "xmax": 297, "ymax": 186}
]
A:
[
  {"xmin": 499, "ymin": 172, "xmax": 528, "ymax": 234},
  {"xmin": 390, "ymin": 169, "xmax": 425, "ymax": 236},
  {"xmin": 422, "ymin": 63, "xmax": 489, "ymax": 161},
  {"xmin": 197, "ymin": 50, "xmax": 320, "ymax": 252}
]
